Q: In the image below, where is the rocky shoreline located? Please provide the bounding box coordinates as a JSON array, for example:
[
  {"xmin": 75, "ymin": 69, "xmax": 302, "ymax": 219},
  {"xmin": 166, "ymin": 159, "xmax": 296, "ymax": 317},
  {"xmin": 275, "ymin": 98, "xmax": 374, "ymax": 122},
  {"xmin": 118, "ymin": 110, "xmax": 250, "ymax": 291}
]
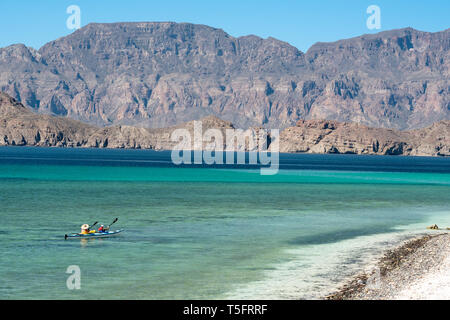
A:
[{"xmin": 325, "ymin": 232, "xmax": 450, "ymax": 300}]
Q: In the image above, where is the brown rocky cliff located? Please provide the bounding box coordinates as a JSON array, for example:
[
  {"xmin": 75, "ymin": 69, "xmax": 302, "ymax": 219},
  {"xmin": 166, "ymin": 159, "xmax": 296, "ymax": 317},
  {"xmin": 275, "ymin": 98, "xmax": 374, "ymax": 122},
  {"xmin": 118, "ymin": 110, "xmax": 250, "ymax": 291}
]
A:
[
  {"xmin": 0, "ymin": 23, "xmax": 448, "ymax": 131},
  {"xmin": 0, "ymin": 92, "xmax": 95, "ymax": 147},
  {"xmin": 276, "ymin": 119, "xmax": 450, "ymax": 156},
  {"xmin": 0, "ymin": 93, "xmax": 448, "ymax": 156},
  {"xmin": 0, "ymin": 93, "xmax": 239, "ymax": 150}
]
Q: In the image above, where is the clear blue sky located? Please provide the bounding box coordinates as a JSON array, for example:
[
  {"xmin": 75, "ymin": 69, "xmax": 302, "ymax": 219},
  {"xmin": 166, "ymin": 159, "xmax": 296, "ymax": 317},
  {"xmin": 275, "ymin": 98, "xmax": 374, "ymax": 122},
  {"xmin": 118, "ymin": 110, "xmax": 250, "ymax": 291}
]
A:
[{"xmin": 0, "ymin": 0, "xmax": 448, "ymax": 52}]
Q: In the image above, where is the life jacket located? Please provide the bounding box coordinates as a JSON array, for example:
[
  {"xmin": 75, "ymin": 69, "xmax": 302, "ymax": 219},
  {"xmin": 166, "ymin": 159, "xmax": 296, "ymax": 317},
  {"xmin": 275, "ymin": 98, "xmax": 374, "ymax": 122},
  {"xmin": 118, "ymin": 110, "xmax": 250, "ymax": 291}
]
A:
[{"xmin": 81, "ymin": 229, "xmax": 96, "ymax": 234}]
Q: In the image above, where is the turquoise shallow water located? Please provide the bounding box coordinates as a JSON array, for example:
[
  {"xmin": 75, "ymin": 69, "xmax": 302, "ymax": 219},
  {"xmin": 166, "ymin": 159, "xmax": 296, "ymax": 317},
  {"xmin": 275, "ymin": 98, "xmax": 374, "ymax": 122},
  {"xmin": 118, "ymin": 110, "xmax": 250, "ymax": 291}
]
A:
[{"xmin": 0, "ymin": 147, "xmax": 449, "ymax": 299}]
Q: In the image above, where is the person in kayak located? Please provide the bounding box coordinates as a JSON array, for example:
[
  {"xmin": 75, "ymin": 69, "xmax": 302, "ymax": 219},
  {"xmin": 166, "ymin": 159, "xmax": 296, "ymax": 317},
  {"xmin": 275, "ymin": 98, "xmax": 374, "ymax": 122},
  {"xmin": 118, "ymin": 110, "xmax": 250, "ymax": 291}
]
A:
[
  {"xmin": 98, "ymin": 225, "xmax": 106, "ymax": 233},
  {"xmin": 80, "ymin": 224, "xmax": 96, "ymax": 235}
]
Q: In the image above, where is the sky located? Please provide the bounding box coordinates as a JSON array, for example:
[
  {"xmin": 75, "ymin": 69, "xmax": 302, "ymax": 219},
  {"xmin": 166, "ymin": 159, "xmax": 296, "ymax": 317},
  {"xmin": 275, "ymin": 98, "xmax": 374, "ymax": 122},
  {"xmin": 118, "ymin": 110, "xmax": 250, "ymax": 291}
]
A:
[{"xmin": 0, "ymin": 0, "xmax": 448, "ymax": 52}]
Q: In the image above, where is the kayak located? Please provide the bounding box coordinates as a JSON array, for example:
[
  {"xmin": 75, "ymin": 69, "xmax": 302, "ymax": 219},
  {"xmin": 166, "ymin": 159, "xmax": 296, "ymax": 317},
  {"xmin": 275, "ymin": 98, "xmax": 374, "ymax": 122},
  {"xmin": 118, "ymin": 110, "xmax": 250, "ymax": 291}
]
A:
[{"xmin": 64, "ymin": 229, "xmax": 123, "ymax": 239}]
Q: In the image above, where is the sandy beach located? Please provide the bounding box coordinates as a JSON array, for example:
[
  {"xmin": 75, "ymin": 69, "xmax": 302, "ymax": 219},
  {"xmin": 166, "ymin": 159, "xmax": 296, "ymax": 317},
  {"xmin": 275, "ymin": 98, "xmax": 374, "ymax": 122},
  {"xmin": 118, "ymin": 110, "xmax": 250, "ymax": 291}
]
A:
[{"xmin": 326, "ymin": 232, "xmax": 450, "ymax": 300}]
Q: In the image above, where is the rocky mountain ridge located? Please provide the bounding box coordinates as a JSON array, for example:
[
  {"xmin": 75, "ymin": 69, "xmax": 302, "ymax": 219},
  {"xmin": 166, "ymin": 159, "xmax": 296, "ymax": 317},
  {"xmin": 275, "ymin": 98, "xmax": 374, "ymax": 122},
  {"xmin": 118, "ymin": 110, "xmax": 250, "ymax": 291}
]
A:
[
  {"xmin": 0, "ymin": 23, "xmax": 448, "ymax": 130},
  {"xmin": 1, "ymin": 92, "xmax": 448, "ymax": 156}
]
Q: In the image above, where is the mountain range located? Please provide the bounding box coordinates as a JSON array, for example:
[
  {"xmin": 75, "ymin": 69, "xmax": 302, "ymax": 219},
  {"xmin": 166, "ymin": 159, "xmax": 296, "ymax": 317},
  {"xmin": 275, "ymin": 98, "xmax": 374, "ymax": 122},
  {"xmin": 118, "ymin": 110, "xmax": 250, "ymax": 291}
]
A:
[
  {"xmin": 0, "ymin": 22, "xmax": 448, "ymax": 130},
  {"xmin": 1, "ymin": 92, "xmax": 448, "ymax": 156}
]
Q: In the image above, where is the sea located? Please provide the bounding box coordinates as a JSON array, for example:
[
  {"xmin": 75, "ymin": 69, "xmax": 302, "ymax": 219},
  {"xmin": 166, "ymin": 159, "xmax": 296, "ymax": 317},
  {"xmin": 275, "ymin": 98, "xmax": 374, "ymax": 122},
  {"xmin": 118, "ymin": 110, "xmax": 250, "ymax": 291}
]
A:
[{"xmin": 0, "ymin": 147, "xmax": 449, "ymax": 299}]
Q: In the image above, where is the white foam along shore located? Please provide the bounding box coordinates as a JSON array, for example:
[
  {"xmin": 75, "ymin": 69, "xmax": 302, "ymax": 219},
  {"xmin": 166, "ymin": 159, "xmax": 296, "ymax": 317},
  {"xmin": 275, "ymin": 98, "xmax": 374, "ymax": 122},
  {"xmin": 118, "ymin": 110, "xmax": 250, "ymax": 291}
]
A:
[{"xmin": 327, "ymin": 232, "xmax": 450, "ymax": 300}]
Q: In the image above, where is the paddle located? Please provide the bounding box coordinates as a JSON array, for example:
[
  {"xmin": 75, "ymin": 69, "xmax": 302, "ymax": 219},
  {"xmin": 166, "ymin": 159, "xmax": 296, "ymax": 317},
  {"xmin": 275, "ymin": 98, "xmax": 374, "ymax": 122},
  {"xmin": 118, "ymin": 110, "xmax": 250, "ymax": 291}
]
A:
[{"xmin": 106, "ymin": 218, "xmax": 118, "ymax": 230}]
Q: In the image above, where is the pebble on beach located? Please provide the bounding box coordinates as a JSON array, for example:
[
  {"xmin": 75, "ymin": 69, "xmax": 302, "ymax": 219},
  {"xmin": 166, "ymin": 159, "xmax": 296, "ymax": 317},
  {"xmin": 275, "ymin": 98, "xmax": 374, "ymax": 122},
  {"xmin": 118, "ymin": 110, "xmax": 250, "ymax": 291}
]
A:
[{"xmin": 325, "ymin": 233, "xmax": 450, "ymax": 300}]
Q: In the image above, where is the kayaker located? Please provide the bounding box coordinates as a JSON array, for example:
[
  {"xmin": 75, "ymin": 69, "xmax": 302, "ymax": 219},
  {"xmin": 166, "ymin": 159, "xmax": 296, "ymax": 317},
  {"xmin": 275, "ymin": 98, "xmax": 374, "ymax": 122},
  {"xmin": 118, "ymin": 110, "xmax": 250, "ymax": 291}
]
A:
[
  {"xmin": 81, "ymin": 224, "xmax": 90, "ymax": 234},
  {"xmin": 80, "ymin": 224, "xmax": 96, "ymax": 234},
  {"xmin": 98, "ymin": 225, "xmax": 106, "ymax": 233}
]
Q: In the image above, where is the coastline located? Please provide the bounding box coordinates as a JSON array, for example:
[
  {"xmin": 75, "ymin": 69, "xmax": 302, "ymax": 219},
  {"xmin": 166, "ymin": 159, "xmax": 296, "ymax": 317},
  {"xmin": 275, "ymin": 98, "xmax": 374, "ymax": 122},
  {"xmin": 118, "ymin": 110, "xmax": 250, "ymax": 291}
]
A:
[
  {"xmin": 1, "ymin": 91, "xmax": 449, "ymax": 158},
  {"xmin": 0, "ymin": 144, "xmax": 449, "ymax": 158},
  {"xmin": 325, "ymin": 232, "xmax": 450, "ymax": 300}
]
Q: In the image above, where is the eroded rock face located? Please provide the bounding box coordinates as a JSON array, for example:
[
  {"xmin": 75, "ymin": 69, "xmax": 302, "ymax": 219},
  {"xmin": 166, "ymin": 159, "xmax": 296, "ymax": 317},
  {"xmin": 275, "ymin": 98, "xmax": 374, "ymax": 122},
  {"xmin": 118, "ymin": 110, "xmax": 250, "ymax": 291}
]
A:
[
  {"xmin": 0, "ymin": 23, "xmax": 448, "ymax": 130},
  {"xmin": 0, "ymin": 92, "xmax": 448, "ymax": 156},
  {"xmin": 276, "ymin": 119, "xmax": 450, "ymax": 156},
  {"xmin": 0, "ymin": 92, "xmax": 94, "ymax": 147},
  {"xmin": 0, "ymin": 92, "xmax": 255, "ymax": 151}
]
